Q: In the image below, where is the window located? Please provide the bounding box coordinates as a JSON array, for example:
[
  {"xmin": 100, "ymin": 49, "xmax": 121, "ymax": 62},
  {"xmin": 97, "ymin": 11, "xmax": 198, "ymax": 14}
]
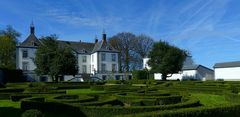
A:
[
  {"xmin": 22, "ymin": 50, "xmax": 28, "ymax": 58},
  {"xmin": 22, "ymin": 62, "xmax": 28, "ymax": 71},
  {"xmin": 101, "ymin": 53, "xmax": 106, "ymax": 61},
  {"xmin": 82, "ymin": 65, "xmax": 87, "ymax": 73},
  {"xmin": 112, "ymin": 64, "xmax": 116, "ymax": 72},
  {"xmin": 112, "ymin": 54, "xmax": 116, "ymax": 61},
  {"xmin": 101, "ymin": 63, "xmax": 106, "ymax": 72},
  {"xmin": 82, "ymin": 56, "xmax": 87, "ymax": 63}
]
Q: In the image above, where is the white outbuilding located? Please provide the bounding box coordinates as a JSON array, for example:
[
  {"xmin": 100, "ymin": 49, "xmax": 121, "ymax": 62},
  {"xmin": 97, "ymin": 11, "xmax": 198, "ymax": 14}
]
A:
[
  {"xmin": 182, "ymin": 65, "xmax": 214, "ymax": 81},
  {"xmin": 214, "ymin": 61, "xmax": 240, "ymax": 81}
]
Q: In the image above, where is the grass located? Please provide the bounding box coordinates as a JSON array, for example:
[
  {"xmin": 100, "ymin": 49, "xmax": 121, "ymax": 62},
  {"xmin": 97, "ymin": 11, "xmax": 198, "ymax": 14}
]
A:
[
  {"xmin": 66, "ymin": 88, "xmax": 105, "ymax": 94},
  {"xmin": 191, "ymin": 93, "xmax": 230, "ymax": 107},
  {"xmin": 0, "ymin": 100, "xmax": 21, "ymax": 108}
]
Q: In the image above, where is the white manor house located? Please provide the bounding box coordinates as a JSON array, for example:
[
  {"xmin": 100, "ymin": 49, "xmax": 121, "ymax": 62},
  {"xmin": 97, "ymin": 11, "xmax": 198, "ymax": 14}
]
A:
[{"xmin": 16, "ymin": 24, "xmax": 130, "ymax": 81}]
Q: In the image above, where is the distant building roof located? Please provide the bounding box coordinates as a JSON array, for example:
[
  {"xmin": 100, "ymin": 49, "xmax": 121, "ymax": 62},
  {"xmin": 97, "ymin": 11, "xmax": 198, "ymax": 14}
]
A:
[
  {"xmin": 214, "ymin": 61, "xmax": 240, "ymax": 68},
  {"xmin": 182, "ymin": 64, "xmax": 213, "ymax": 71},
  {"xmin": 58, "ymin": 40, "xmax": 95, "ymax": 54},
  {"xmin": 18, "ymin": 24, "xmax": 118, "ymax": 54},
  {"xmin": 20, "ymin": 34, "xmax": 41, "ymax": 47},
  {"xmin": 92, "ymin": 40, "xmax": 119, "ymax": 53}
]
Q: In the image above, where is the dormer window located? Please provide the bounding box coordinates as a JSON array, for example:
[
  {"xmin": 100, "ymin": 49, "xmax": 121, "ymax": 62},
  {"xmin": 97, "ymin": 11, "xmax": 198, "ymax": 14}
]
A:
[{"xmin": 31, "ymin": 41, "xmax": 35, "ymax": 46}]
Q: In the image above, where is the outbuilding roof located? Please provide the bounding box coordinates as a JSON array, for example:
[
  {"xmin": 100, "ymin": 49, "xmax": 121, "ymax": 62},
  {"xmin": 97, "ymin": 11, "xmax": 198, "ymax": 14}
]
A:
[
  {"xmin": 214, "ymin": 61, "xmax": 240, "ymax": 68},
  {"xmin": 182, "ymin": 64, "xmax": 213, "ymax": 71}
]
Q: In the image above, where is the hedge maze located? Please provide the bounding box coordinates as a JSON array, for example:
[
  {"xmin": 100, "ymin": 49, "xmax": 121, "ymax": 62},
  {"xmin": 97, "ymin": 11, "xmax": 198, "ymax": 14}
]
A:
[{"xmin": 1, "ymin": 81, "xmax": 240, "ymax": 117}]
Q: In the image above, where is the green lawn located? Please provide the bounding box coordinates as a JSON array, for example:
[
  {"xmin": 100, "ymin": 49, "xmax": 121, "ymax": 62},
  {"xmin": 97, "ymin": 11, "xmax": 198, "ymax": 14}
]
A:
[
  {"xmin": 0, "ymin": 100, "xmax": 20, "ymax": 108},
  {"xmin": 191, "ymin": 93, "xmax": 230, "ymax": 107},
  {"xmin": 66, "ymin": 88, "xmax": 105, "ymax": 94}
]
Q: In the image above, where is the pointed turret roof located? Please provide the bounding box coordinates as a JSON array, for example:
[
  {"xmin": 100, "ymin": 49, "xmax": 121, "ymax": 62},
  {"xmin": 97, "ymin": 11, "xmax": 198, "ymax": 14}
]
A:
[{"xmin": 20, "ymin": 22, "xmax": 40, "ymax": 47}]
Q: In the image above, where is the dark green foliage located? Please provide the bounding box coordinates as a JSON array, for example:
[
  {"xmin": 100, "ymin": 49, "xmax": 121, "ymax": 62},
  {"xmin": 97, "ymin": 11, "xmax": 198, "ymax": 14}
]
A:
[
  {"xmin": 148, "ymin": 41, "xmax": 187, "ymax": 80},
  {"xmin": 21, "ymin": 109, "xmax": 44, "ymax": 117},
  {"xmin": 11, "ymin": 94, "xmax": 32, "ymax": 101},
  {"xmin": 90, "ymin": 85, "xmax": 105, "ymax": 91},
  {"xmin": 34, "ymin": 35, "xmax": 78, "ymax": 82},
  {"xmin": 0, "ymin": 107, "xmax": 22, "ymax": 117},
  {"xmin": 4, "ymin": 81, "xmax": 240, "ymax": 117},
  {"xmin": 0, "ymin": 88, "xmax": 24, "ymax": 93},
  {"xmin": 0, "ymin": 26, "xmax": 20, "ymax": 69},
  {"xmin": 0, "ymin": 68, "xmax": 25, "ymax": 85},
  {"xmin": 121, "ymin": 104, "xmax": 240, "ymax": 117},
  {"xmin": 132, "ymin": 69, "xmax": 149, "ymax": 80}
]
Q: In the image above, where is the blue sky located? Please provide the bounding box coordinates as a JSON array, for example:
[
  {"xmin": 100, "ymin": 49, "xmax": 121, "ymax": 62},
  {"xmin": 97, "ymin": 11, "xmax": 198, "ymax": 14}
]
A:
[{"xmin": 1, "ymin": 0, "xmax": 240, "ymax": 68}]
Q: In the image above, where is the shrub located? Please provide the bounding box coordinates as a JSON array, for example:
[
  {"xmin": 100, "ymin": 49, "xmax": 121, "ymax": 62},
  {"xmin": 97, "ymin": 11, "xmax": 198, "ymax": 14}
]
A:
[
  {"xmin": 0, "ymin": 88, "xmax": 24, "ymax": 93},
  {"xmin": 106, "ymin": 80, "xmax": 122, "ymax": 84},
  {"xmin": 91, "ymin": 85, "xmax": 105, "ymax": 91},
  {"xmin": 132, "ymin": 70, "xmax": 149, "ymax": 80},
  {"xmin": 21, "ymin": 109, "xmax": 44, "ymax": 117},
  {"xmin": 11, "ymin": 94, "xmax": 32, "ymax": 101}
]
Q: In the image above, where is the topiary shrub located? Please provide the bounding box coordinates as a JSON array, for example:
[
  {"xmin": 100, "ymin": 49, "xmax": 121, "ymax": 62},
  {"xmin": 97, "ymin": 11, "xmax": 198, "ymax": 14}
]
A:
[{"xmin": 21, "ymin": 109, "xmax": 44, "ymax": 117}]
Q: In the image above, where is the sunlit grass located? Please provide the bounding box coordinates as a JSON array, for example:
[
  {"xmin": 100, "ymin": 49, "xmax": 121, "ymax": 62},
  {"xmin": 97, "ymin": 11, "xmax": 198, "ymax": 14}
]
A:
[
  {"xmin": 0, "ymin": 100, "xmax": 20, "ymax": 108},
  {"xmin": 191, "ymin": 93, "xmax": 229, "ymax": 107}
]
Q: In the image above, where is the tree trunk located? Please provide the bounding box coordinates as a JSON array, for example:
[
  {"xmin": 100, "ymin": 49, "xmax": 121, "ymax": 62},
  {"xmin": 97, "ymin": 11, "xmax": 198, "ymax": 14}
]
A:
[
  {"xmin": 125, "ymin": 48, "xmax": 129, "ymax": 72},
  {"xmin": 51, "ymin": 75, "xmax": 54, "ymax": 82},
  {"xmin": 55, "ymin": 75, "xmax": 59, "ymax": 83},
  {"xmin": 162, "ymin": 74, "xmax": 167, "ymax": 81}
]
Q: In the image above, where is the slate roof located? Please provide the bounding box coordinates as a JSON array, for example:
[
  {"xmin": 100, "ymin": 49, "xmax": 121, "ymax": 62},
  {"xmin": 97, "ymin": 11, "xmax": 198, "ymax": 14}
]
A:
[
  {"xmin": 92, "ymin": 40, "xmax": 119, "ymax": 53},
  {"xmin": 182, "ymin": 64, "xmax": 213, "ymax": 71},
  {"xmin": 20, "ymin": 34, "xmax": 41, "ymax": 47},
  {"xmin": 58, "ymin": 40, "xmax": 95, "ymax": 54},
  {"xmin": 214, "ymin": 61, "xmax": 240, "ymax": 68}
]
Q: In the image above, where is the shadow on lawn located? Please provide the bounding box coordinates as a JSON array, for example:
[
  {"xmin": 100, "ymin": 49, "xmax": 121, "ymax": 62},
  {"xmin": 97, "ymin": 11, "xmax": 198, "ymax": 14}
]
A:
[{"xmin": 0, "ymin": 107, "xmax": 22, "ymax": 117}]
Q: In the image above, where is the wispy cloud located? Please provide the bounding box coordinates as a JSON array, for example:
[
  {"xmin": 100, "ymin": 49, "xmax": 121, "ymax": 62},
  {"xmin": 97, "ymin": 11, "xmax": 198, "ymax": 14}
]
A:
[{"xmin": 42, "ymin": 8, "xmax": 122, "ymax": 27}]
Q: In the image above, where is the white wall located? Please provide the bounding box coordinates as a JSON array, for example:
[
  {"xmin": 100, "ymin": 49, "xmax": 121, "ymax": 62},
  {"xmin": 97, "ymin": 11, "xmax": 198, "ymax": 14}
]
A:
[
  {"xmin": 215, "ymin": 67, "xmax": 240, "ymax": 81},
  {"xmin": 97, "ymin": 52, "xmax": 119, "ymax": 72},
  {"xmin": 154, "ymin": 73, "xmax": 182, "ymax": 80},
  {"xmin": 143, "ymin": 58, "xmax": 150, "ymax": 70},
  {"xmin": 78, "ymin": 54, "xmax": 91, "ymax": 74},
  {"xmin": 182, "ymin": 70, "xmax": 197, "ymax": 77},
  {"xmin": 16, "ymin": 47, "xmax": 37, "ymax": 71},
  {"xmin": 91, "ymin": 52, "xmax": 98, "ymax": 74}
]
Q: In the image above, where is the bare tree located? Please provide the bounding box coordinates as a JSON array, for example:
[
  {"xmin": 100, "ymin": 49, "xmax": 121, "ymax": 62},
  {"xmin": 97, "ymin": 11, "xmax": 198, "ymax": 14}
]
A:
[
  {"xmin": 109, "ymin": 32, "xmax": 154, "ymax": 72},
  {"xmin": 109, "ymin": 32, "xmax": 136, "ymax": 72}
]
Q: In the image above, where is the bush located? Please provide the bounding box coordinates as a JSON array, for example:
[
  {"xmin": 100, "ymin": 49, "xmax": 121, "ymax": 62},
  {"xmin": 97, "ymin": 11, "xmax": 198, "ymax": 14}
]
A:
[
  {"xmin": 132, "ymin": 70, "xmax": 149, "ymax": 80},
  {"xmin": 106, "ymin": 80, "xmax": 122, "ymax": 84},
  {"xmin": 0, "ymin": 88, "xmax": 24, "ymax": 93},
  {"xmin": 91, "ymin": 85, "xmax": 105, "ymax": 91},
  {"xmin": 0, "ymin": 68, "xmax": 25, "ymax": 84},
  {"xmin": 21, "ymin": 109, "xmax": 44, "ymax": 117},
  {"xmin": 120, "ymin": 104, "xmax": 240, "ymax": 117},
  {"xmin": 11, "ymin": 94, "xmax": 32, "ymax": 101}
]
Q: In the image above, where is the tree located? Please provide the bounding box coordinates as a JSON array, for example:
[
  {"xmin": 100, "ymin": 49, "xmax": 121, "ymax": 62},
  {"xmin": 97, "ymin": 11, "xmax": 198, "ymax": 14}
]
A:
[
  {"xmin": 132, "ymin": 34, "xmax": 154, "ymax": 69},
  {"xmin": 109, "ymin": 32, "xmax": 154, "ymax": 71},
  {"xmin": 0, "ymin": 25, "xmax": 20, "ymax": 42},
  {"xmin": 34, "ymin": 35, "xmax": 78, "ymax": 82},
  {"xmin": 148, "ymin": 41, "xmax": 187, "ymax": 80},
  {"xmin": 109, "ymin": 32, "xmax": 136, "ymax": 72},
  {"xmin": 0, "ymin": 26, "xmax": 20, "ymax": 69}
]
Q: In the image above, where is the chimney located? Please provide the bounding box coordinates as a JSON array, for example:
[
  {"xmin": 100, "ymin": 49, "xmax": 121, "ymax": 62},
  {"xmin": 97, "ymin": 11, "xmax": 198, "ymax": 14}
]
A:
[
  {"xmin": 102, "ymin": 29, "xmax": 106, "ymax": 42},
  {"xmin": 30, "ymin": 21, "xmax": 35, "ymax": 34},
  {"xmin": 95, "ymin": 35, "xmax": 98, "ymax": 43}
]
